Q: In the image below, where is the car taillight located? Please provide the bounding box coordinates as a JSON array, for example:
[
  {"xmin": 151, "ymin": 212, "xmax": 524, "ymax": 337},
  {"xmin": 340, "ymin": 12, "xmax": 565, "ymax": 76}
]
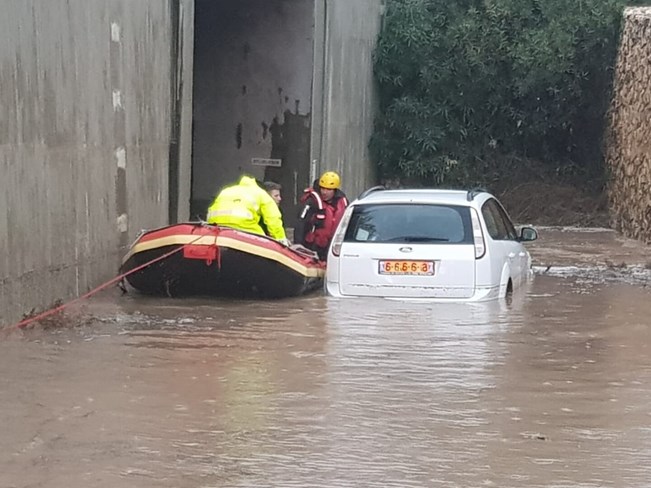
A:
[
  {"xmin": 470, "ymin": 209, "xmax": 486, "ymax": 259},
  {"xmin": 330, "ymin": 208, "xmax": 353, "ymax": 257}
]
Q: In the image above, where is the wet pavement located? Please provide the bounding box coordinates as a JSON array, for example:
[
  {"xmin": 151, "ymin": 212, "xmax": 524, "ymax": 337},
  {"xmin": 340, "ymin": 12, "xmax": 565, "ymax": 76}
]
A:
[{"xmin": 1, "ymin": 227, "xmax": 651, "ymax": 487}]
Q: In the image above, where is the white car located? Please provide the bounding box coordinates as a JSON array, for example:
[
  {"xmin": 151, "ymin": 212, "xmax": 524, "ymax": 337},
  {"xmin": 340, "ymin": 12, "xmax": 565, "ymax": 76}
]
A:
[{"xmin": 325, "ymin": 187, "xmax": 538, "ymax": 300}]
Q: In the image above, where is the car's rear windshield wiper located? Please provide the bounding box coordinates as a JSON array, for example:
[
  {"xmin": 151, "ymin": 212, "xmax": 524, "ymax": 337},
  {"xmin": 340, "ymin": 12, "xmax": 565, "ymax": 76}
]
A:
[{"xmin": 386, "ymin": 236, "xmax": 450, "ymax": 243}]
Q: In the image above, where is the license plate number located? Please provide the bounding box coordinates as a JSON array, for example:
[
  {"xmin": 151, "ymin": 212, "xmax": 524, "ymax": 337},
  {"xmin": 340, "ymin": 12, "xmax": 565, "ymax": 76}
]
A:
[{"xmin": 379, "ymin": 260, "xmax": 435, "ymax": 275}]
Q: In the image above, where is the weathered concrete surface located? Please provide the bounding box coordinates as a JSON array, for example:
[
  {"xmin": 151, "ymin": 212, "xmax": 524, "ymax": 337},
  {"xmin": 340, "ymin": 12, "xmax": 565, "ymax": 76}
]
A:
[
  {"xmin": 171, "ymin": 0, "xmax": 196, "ymax": 224},
  {"xmin": 0, "ymin": 0, "xmax": 178, "ymax": 325},
  {"xmin": 0, "ymin": 0, "xmax": 385, "ymax": 325},
  {"xmin": 191, "ymin": 0, "xmax": 315, "ymax": 219},
  {"xmin": 191, "ymin": 0, "xmax": 385, "ymax": 218},
  {"xmin": 311, "ymin": 0, "xmax": 384, "ymax": 200}
]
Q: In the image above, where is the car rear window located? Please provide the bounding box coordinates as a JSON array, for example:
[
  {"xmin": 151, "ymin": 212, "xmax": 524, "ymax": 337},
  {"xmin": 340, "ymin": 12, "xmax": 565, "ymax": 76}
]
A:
[{"xmin": 343, "ymin": 204, "xmax": 473, "ymax": 244}]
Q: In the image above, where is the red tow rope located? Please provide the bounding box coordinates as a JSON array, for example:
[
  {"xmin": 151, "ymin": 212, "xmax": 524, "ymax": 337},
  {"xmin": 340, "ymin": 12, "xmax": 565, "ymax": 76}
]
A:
[{"xmin": 6, "ymin": 234, "xmax": 207, "ymax": 331}]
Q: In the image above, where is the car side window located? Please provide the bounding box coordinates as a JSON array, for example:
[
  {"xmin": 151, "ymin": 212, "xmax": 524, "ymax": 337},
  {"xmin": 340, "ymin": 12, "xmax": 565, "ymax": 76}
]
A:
[
  {"xmin": 481, "ymin": 199, "xmax": 510, "ymax": 240},
  {"xmin": 494, "ymin": 201, "xmax": 518, "ymax": 240}
]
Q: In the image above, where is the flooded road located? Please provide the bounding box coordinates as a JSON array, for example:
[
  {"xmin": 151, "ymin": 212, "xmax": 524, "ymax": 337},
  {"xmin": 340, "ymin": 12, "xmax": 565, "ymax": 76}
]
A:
[{"xmin": 2, "ymin": 228, "xmax": 651, "ymax": 487}]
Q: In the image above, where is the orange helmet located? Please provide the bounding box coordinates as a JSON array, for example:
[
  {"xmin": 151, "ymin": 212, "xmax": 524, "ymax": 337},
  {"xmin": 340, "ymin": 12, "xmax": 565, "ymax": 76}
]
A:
[{"xmin": 319, "ymin": 171, "xmax": 341, "ymax": 190}]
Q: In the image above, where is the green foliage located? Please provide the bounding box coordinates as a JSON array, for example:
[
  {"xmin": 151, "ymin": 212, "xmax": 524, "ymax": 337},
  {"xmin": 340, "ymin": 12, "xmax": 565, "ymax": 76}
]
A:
[{"xmin": 371, "ymin": 0, "xmax": 649, "ymax": 186}]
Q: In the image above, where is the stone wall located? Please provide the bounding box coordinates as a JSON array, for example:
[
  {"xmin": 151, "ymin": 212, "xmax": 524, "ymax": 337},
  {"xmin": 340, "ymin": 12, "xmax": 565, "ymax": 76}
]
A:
[{"xmin": 606, "ymin": 7, "xmax": 651, "ymax": 243}]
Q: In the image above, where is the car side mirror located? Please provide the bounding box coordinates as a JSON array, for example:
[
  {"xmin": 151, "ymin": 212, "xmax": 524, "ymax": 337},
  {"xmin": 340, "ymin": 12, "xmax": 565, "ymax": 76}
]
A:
[{"xmin": 519, "ymin": 226, "xmax": 538, "ymax": 242}]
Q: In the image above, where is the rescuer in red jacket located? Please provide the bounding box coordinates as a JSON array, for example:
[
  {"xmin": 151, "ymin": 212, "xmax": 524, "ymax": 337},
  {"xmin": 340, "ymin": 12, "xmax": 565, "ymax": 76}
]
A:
[{"xmin": 294, "ymin": 171, "xmax": 349, "ymax": 260}]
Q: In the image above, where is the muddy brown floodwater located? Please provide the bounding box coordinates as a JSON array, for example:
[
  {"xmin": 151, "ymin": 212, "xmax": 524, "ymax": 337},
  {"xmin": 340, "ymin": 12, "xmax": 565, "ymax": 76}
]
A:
[{"xmin": 1, "ymin": 227, "xmax": 651, "ymax": 488}]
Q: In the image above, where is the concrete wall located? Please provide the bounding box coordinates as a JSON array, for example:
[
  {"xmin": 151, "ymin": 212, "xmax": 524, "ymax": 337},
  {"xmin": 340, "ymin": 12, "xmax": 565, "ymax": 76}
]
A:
[
  {"xmin": 191, "ymin": 0, "xmax": 315, "ymax": 219},
  {"xmin": 0, "ymin": 0, "xmax": 178, "ymax": 326},
  {"xmin": 171, "ymin": 0, "xmax": 196, "ymax": 223},
  {"xmin": 0, "ymin": 0, "xmax": 383, "ymax": 325},
  {"xmin": 311, "ymin": 0, "xmax": 384, "ymax": 201}
]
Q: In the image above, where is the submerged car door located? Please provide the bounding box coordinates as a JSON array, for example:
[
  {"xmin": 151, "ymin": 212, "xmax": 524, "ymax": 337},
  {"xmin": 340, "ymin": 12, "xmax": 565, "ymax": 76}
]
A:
[
  {"xmin": 337, "ymin": 204, "xmax": 476, "ymax": 298},
  {"xmin": 494, "ymin": 200, "xmax": 528, "ymax": 284},
  {"xmin": 481, "ymin": 199, "xmax": 523, "ymax": 286}
]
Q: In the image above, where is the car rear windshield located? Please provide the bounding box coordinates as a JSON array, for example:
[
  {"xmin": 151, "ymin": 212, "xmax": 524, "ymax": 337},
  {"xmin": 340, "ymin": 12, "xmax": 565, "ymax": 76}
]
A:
[{"xmin": 344, "ymin": 204, "xmax": 473, "ymax": 244}]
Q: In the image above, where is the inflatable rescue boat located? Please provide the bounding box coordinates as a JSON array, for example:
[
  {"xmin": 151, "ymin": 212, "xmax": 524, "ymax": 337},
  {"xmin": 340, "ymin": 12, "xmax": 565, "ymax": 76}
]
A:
[{"xmin": 120, "ymin": 223, "xmax": 325, "ymax": 298}]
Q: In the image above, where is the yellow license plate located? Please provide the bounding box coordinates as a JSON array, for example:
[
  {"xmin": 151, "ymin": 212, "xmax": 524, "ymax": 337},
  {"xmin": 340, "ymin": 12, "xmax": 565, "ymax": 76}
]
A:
[{"xmin": 379, "ymin": 260, "xmax": 435, "ymax": 275}]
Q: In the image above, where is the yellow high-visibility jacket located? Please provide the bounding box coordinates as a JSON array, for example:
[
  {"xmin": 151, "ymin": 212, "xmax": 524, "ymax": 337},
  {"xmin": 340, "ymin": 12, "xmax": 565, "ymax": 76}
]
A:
[{"xmin": 206, "ymin": 176, "xmax": 286, "ymax": 240}]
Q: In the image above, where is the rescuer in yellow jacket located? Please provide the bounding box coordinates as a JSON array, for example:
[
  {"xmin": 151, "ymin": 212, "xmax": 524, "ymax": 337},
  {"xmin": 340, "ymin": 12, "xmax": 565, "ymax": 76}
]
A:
[{"xmin": 206, "ymin": 175, "xmax": 289, "ymax": 244}]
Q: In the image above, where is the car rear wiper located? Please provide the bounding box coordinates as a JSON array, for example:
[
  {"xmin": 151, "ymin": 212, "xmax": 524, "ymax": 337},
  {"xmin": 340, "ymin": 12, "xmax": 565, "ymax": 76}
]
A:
[{"xmin": 386, "ymin": 236, "xmax": 449, "ymax": 243}]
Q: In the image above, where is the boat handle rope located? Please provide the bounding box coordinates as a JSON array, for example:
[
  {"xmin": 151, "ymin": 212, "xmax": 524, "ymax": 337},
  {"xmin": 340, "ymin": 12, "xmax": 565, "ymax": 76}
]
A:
[{"xmin": 4, "ymin": 234, "xmax": 208, "ymax": 331}]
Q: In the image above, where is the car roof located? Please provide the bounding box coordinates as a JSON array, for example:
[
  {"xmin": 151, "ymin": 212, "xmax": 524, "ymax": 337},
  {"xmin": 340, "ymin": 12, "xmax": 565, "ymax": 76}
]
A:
[{"xmin": 354, "ymin": 188, "xmax": 495, "ymax": 206}]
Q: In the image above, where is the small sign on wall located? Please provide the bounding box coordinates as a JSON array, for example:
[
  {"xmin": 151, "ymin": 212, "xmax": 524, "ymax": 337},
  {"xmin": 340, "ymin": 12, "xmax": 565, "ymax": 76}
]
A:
[{"xmin": 252, "ymin": 158, "xmax": 282, "ymax": 167}]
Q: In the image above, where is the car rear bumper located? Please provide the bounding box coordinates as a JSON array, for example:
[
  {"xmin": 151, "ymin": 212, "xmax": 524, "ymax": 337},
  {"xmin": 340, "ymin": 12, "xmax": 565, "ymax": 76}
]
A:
[{"xmin": 325, "ymin": 281, "xmax": 501, "ymax": 301}]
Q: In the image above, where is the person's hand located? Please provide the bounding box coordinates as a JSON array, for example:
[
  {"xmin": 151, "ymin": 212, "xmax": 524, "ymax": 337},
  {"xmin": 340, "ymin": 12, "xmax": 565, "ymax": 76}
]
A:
[{"xmin": 279, "ymin": 238, "xmax": 291, "ymax": 247}]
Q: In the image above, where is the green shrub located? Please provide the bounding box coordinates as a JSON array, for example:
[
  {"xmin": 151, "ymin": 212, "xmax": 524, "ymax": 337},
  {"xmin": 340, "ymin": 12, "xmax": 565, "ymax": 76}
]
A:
[{"xmin": 371, "ymin": 0, "xmax": 648, "ymax": 186}]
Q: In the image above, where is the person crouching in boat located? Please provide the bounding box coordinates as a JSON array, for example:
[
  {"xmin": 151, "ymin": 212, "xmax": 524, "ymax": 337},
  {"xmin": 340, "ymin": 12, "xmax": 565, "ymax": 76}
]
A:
[
  {"xmin": 260, "ymin": 181, "xmax": 283, "ymax": 237},
  {"xmin": 207, "ymin": 175, "xmax": 291, "ymax": 246},
  {"xmin": 294, "ymin": 171, "xmax": 349, "ymax": 260},
  {"xmin": 263, "ymin": 181, "xmax": 282, "ymax": 206}
]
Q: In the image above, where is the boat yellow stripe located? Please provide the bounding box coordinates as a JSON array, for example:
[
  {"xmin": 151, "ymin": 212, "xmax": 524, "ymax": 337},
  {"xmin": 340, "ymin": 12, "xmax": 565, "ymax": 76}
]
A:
[{"xmin": 122, "ymin": 234, "xmax": 325, "ymax": 278}]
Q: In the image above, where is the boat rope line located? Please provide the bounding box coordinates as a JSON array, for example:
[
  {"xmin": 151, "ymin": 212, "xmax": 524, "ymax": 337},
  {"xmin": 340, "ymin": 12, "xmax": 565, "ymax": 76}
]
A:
[{"xmin": 7, "ymin": 234, "xmax": 208, "ymax": 331}]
